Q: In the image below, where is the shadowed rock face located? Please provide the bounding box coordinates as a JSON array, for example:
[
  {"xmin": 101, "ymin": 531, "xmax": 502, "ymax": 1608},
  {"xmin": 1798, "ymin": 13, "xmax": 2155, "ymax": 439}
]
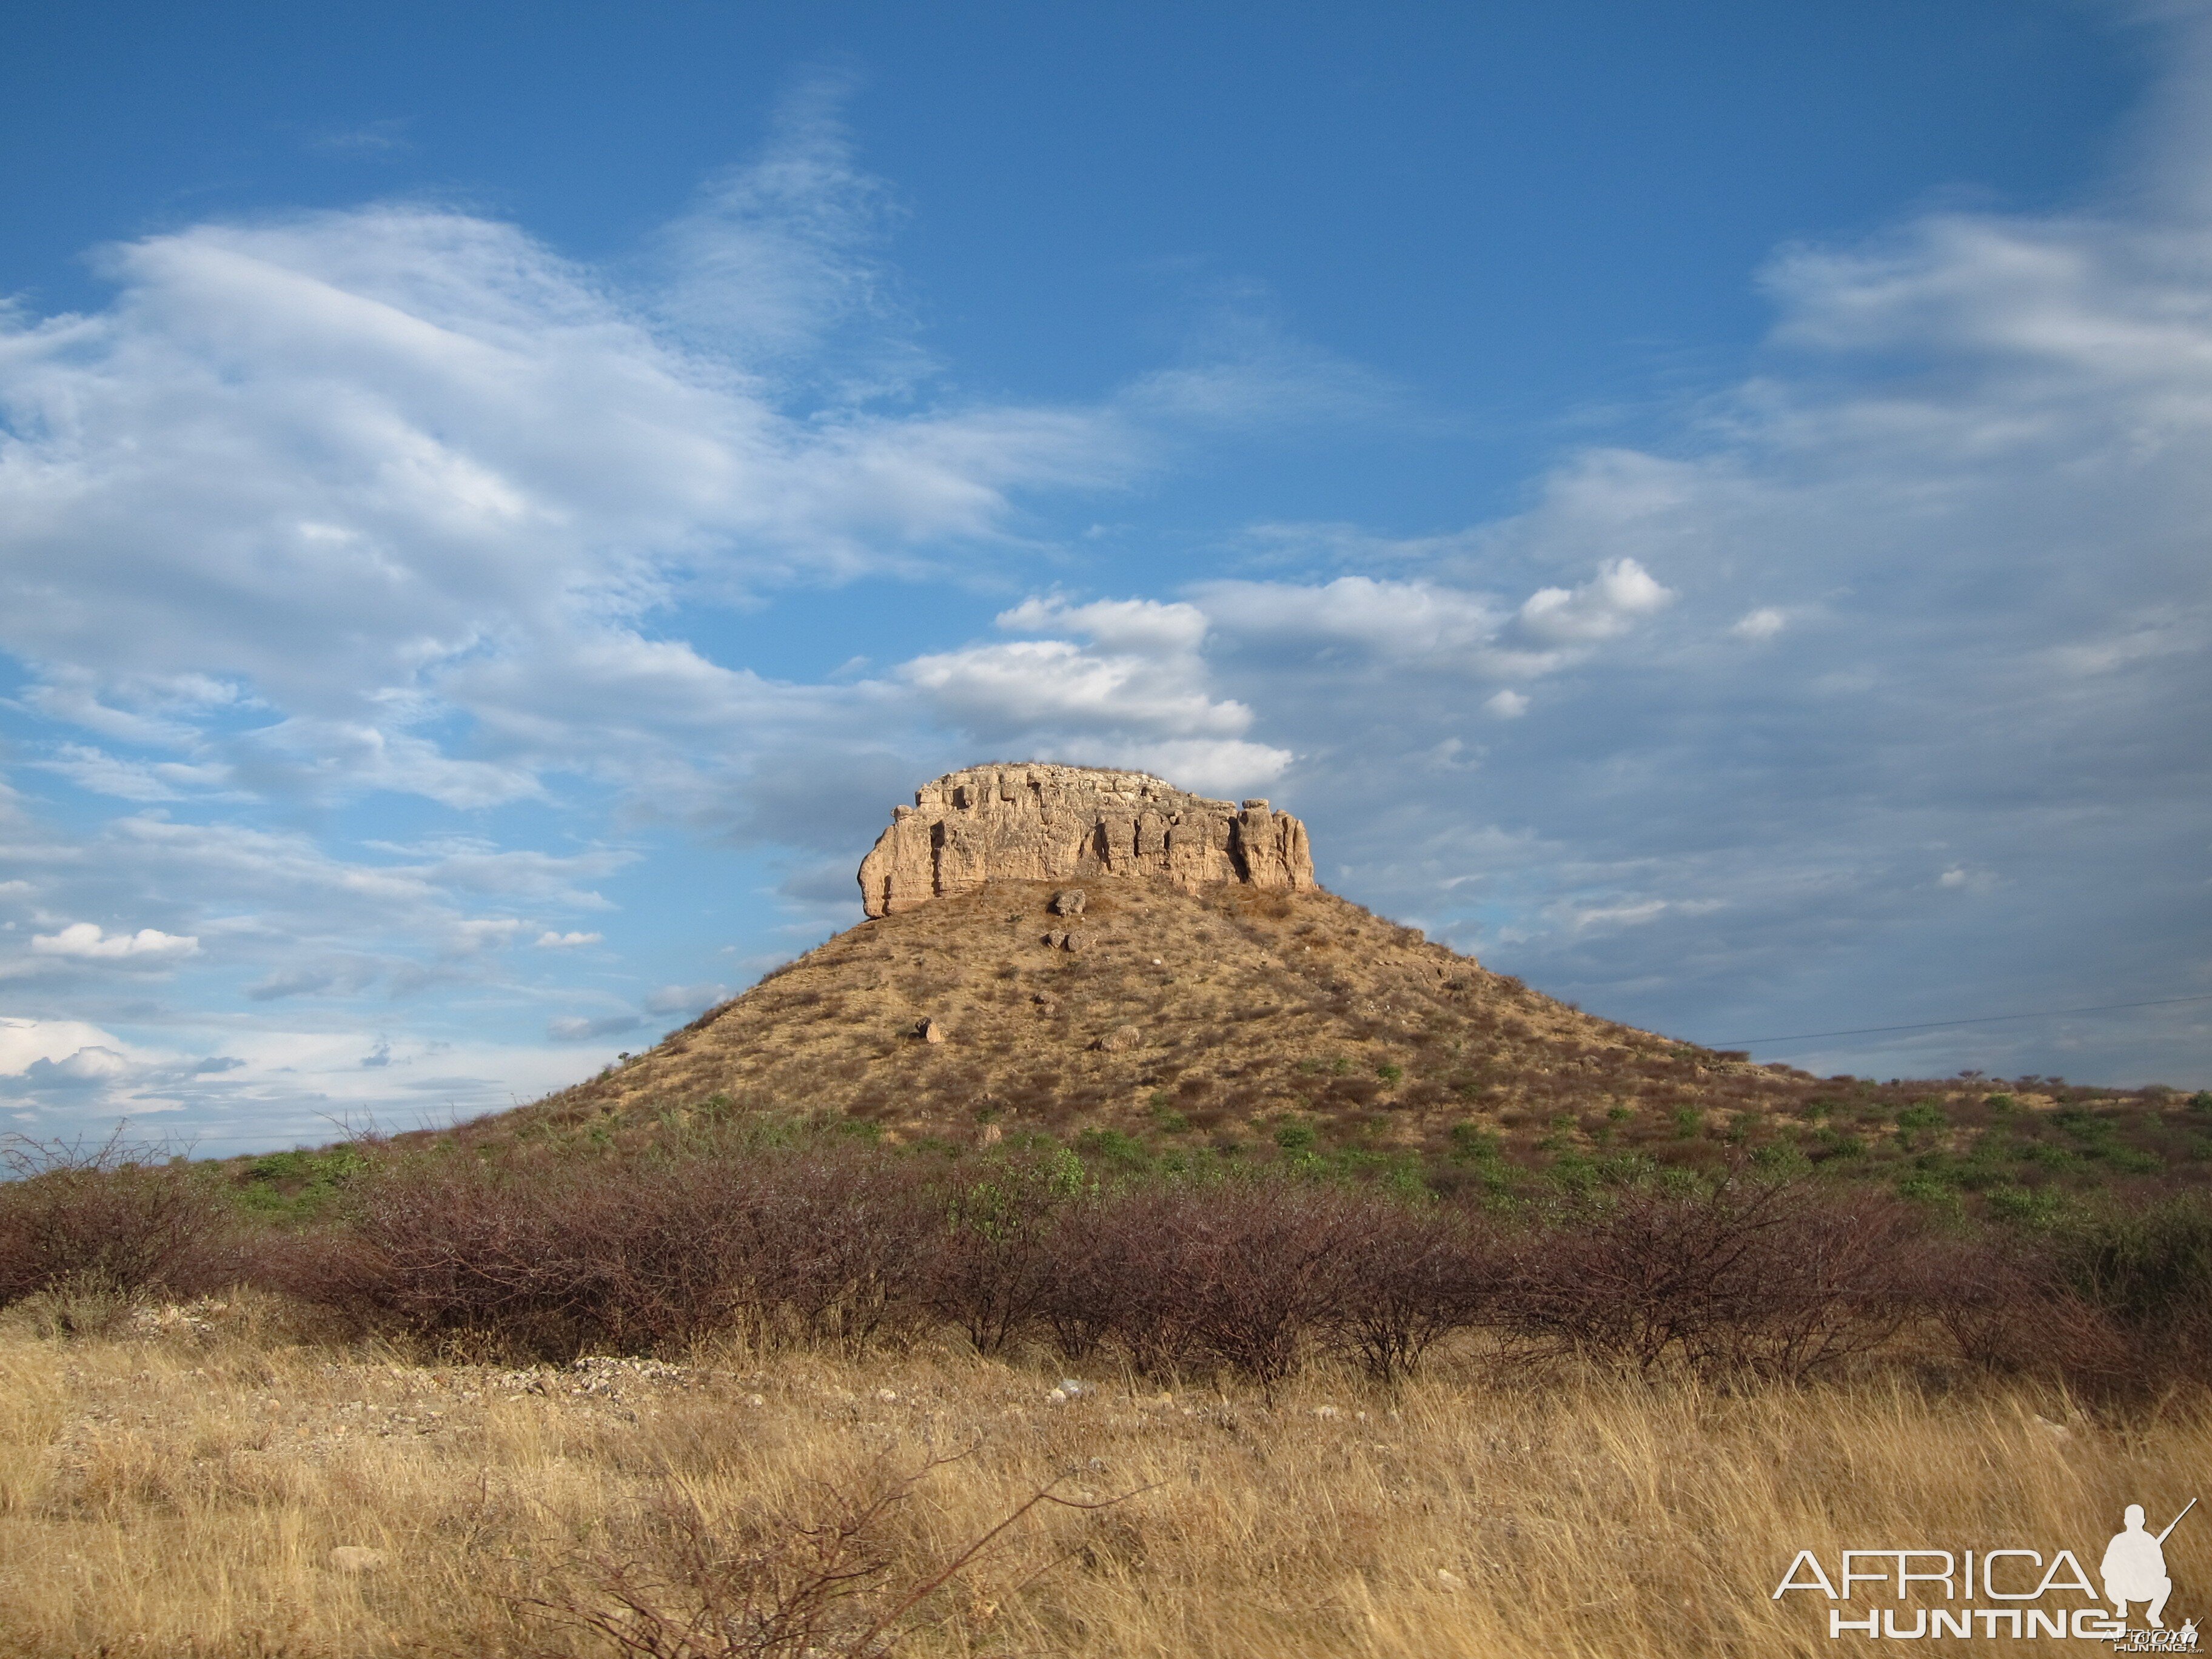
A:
[{"xmin": 857, "ymin": 763, "xmax": 1315, "ymax": 917}]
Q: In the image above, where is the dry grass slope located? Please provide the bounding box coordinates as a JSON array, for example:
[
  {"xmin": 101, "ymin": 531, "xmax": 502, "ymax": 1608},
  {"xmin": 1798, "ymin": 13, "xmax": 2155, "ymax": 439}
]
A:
[{"xmin": 500, "ymin": 881, "xmax": 1811, "ymax": 1159}]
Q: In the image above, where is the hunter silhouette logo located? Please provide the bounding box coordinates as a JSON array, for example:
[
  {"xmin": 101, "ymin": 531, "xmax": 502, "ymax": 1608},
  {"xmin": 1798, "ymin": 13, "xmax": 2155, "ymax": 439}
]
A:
[
  {"xmin": 2107, "ymin": 1501, "xmax": 2197, "ymax": 1651},
  {"xmin": 1774, "ymin": 1498, "xmax": 2199, "ymax": 1644}
]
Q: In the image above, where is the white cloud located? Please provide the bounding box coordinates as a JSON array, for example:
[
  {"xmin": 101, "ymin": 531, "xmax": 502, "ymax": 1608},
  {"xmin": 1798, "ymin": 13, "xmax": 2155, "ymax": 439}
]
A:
[
  {"xmin": 449, "ymin": 917, "xmax": 523, "ymax": 954},
  {"xmin": 1193, "ymin": 563, "xmax": 1674, "ymax": 682},
  {"xmin": 1196, "ymin": 576, "xmax": 1504, "ymax": 659},
  {"xmin": 1732, "ymin": 606, "xmax": 1789, "ymax": 641},
  {"xmin": 0, "ymin": 156, "xmax": 1139, "ymax": 815},
  {"xmin": 548, "ymin": 1013, "xmax": 643, "ymax": 1042},
  {"xmin": 31, "ymin": 922, "xmax": 200, "ymax": 962},
  {"xmin": 897, "ymin": 591, "xmax": 1291, "ymax": 794},
  {"xmin": 0, "ymin": 1017, "xmax": 126, "ymax": 1074},
  {"xmin": 903, "ymin": 638, "xmax": 1253, "ymax": 740},
  {"xmin": 1512, "ymin": 558, "xmax": 1675, "ymax": 645},
  {"xmin": 643, "ymin": 982, "xmax": 729, "ymax": 1017},
  {"xmin": 1566, "ymin": 899, "xmax": 1674, "ymax": 933},
  {"xmin": 535, "ymin": 930, "xmax": 603, "ymax": 949},
  {"xmin": 1484, "ymin": 689, "xmax": 1529, "ymax": 719},
  {"xmin": 36, "ymin": 744, "xmax": 204, "ymax": 802},
  {"xmin": 35, "ymin": 1046, "xmax": 134, "ymax": 1084},
  {"xmin": 650, "ymin": 73, "xmax": 920, "ymax": 387},
  {"xmin": 996, "ymin": 595, "xmax": 1211, "ymax": 655}
]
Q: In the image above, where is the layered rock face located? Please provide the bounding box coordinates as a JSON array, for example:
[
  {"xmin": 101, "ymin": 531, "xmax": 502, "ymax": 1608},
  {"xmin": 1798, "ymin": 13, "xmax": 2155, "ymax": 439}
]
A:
[{"xmin": 858, "ymin": 763, "xmax": 1315, "ymax": 917}]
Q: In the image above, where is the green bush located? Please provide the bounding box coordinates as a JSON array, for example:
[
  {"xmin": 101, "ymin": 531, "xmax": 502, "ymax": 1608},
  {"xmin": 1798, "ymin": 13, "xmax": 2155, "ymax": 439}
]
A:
[
  {"xmin": 2056, "ymin": 1196, "xmax": 2212, "ymax": 1364},
  {"xmin": 1447, "ymin": 1122, "xmax": 1500, "ymax": 1163},
  {"xmin": 1076, "ymin": 1127, "xmax": 1152, "ymax": 1173}
]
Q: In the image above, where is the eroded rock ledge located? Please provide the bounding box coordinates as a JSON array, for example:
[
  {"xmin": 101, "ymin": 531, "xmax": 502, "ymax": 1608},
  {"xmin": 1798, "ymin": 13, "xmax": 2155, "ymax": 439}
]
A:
[{"xmin": 858, "ymin": 763, "xmax": 1315, "ymax": 917}]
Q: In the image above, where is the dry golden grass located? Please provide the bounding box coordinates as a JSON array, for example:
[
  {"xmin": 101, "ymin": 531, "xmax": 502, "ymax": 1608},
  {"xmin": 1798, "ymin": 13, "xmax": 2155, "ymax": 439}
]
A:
[{"xmin": 2, "ymin": 1295, "xmax": 2204, "ymax": 1657}]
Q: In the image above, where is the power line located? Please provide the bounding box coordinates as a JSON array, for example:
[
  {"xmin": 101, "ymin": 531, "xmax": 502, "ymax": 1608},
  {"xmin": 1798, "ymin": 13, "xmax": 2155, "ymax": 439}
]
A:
[{"xmin": 1708, "ymin": 993, "xmax": 2212, "ymax": 1051}]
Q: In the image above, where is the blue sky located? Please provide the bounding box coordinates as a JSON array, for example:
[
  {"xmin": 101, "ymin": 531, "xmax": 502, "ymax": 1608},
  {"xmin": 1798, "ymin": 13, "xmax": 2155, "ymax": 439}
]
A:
[{"xmin": 2, "ymin": 2, "xmax": 2208, "ymax": 1150}]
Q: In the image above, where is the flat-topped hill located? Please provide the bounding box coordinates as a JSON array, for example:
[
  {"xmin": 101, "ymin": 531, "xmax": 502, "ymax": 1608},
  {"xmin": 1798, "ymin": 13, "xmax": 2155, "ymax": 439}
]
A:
[{"xmin": 447, "ymin": 763, "xmax": 2200, "ymax": 1195}]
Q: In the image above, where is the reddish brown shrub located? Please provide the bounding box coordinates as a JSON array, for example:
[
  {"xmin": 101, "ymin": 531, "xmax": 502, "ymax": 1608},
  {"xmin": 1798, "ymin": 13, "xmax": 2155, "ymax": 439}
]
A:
[
  {"xmin": 1070, "ymin": 1182, "xmax": 1361, "ymax": 1392},
  {"xmin": 284, "ymin": 1148, "xmax": 934, "ymax": 1359},
  {"xmin": 1326, "ymin": 1197, "xmax": 1500, "ymax": 1383},
  {"xmin": 1906, "ymin": 1230, "xmax": 2131, "ymax": 1384},
  {"xmin": 0, "ymin": 1134, "xmax": 230, "ymax": 1305},
  {"xmin": 1498, "ymin": 1178, "xmax": 1926, "ymax": 1382}
]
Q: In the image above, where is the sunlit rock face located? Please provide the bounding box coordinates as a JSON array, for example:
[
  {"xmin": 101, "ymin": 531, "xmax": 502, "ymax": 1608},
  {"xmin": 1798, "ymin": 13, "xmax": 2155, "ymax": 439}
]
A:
[{"xmin": 857, "ymin": 763, "xmax": 1315, "ymax": 918}]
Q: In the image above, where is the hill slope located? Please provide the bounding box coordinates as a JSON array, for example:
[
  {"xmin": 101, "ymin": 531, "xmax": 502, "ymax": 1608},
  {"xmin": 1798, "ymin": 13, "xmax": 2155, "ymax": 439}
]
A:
[{"xmin": 495, "ymin": 877, "xmax": 1823, "ymax": 1167}]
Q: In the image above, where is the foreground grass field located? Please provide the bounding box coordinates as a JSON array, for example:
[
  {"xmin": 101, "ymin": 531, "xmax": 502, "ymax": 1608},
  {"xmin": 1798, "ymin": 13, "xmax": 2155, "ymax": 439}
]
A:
[{"xmin": 1, "ymin": 1299, "xmax": 2203, "ymax": 1658}]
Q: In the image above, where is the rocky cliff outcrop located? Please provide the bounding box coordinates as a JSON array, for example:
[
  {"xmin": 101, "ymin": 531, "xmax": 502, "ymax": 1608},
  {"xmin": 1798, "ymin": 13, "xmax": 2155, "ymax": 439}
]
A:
[{"xmin": 858, "ymin": 763, "xmax": 1315, "ymax": 917}]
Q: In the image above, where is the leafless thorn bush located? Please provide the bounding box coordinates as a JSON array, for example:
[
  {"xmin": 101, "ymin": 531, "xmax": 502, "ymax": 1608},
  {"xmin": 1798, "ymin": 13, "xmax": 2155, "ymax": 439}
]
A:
[
  {"xmin": 0, "ymin": 1129, "xmax": 230, "ymax": 1313},
  {"xmin": 525, "ymin": 1449, "xmax": 1145, "ymax": 1659},
  {"xmin": 1496, "ymin": 1176, "xmax": 1933, "ymax": 1383}
]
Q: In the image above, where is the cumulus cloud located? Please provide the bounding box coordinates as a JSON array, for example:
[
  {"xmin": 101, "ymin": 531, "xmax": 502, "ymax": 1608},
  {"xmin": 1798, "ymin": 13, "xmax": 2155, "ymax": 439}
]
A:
[
  {"xmin": 1512, "ymin": 558, "xmax": 1674, "ymax": 645},
  {"xmin": 535, "ymin": 930, "xmax": 602, "ymax": 949},
  {"xmin": 896, "ymin": 594, "xmax": 1291, "ymax": 794},
  {"xmin": 903, "ymin": 640, "xmax": 1245, "ymax": 741},
  {"xmin": 0, "ymin": 1017, "xmax": 126, "ymax": 1074},
  {"xmin": 995, "ymin": 595, "xmax": 1212, "ymax": 656},
  {"xmin": 31, "ymin": 923, "xmax": 200, "ymax": 962}
]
